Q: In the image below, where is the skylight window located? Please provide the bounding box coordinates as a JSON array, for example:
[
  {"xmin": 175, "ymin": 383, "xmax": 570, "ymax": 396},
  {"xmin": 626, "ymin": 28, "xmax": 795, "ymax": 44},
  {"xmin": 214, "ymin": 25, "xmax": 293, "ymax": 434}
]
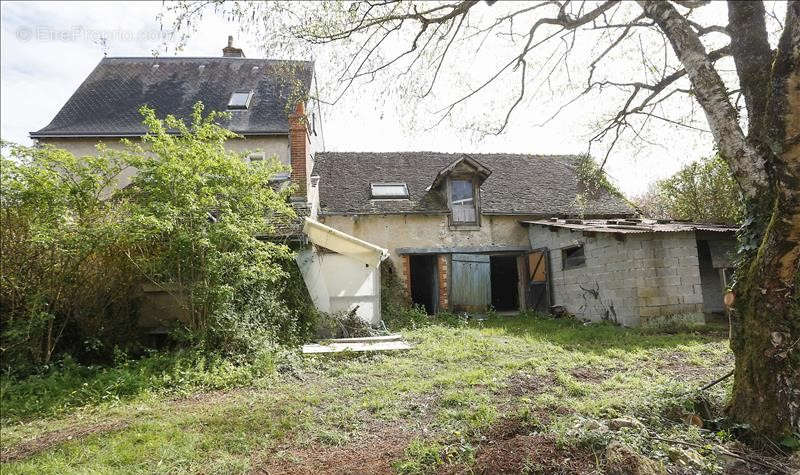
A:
[
  {"xmin": 228, "ymin": 91, "xmax": 253, "ymax": 110},
  {"xmin": 370, "ymin": 183, "xmax": 409, "ymax": 199}
]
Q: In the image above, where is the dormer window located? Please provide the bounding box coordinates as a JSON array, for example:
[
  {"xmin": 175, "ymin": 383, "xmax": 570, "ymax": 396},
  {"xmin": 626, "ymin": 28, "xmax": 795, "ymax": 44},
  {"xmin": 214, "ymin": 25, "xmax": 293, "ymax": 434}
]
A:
[
  {"xmin": 228, "ymin": 91, "xmax": 253, "ymax": 110},
  {"xmin": 370, "ymin": 183, "xmax": 409, "ymax": 199},
  {"xmin": 450, "ymin": 179, "xmax": 477, "ymax": 224}
]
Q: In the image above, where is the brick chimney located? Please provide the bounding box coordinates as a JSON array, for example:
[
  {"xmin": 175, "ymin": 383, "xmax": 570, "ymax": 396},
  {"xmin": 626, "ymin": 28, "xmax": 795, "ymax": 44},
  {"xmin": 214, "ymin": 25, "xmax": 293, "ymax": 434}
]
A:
[
  {"xmin": 289, "ymin": 101, "xmax": 308, "ymax": 199},
  {"xmin": 222, "ymin": 36, "xmax": 245, "ymax": 58}
]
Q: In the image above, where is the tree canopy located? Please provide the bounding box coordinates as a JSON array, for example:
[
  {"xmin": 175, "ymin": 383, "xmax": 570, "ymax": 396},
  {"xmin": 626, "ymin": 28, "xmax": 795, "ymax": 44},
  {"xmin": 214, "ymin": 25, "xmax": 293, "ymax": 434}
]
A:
[{"xmin": 635, "ymin": 154, "xmax": 741, "ymax": 224}]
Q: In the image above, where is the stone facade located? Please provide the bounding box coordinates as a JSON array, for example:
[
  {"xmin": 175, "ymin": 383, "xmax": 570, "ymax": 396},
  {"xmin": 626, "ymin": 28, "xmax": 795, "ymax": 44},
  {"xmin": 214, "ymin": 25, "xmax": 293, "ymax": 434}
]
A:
[
  {"xmin": 527, "ymin": 226, "xmax": 706, "ymax": 326},
  {"xmin": 319, "ymin": 213, "xmax": 535, "ymax": 273}
]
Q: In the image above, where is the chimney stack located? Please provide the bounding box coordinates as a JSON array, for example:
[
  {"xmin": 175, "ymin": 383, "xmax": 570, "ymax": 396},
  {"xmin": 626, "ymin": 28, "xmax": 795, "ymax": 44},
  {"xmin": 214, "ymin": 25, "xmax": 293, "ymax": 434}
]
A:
[
  {"xmin": 289, "ymin": 101, "xmax": 309, "ymax": 199},
  {"xmin": 222, "ymin": 36, "xmax": 245, "ymax": 58}
]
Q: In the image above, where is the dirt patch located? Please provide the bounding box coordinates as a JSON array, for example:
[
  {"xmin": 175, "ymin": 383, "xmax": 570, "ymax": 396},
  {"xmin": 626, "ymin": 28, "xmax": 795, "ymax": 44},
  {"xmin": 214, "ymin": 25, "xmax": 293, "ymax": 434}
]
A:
[
  {"xmin": 0, "ymin": 420, "xmax": 129, "ymax": 462},
  {"xmin": 504, "ymin": 372, "xmax": 557, "ymax": 397},
  {"xmin": 570, "ymin": 367, "xmax": 611, "ymax": 383},
  {"xmin": 470, "ymin": 433, "xmax": 599, "ymax": 474},
  {"xmin": 656, "ymin": 352, "xmax": 733, "ymax": 381},
  {"xmin": 254, "ymin": 423, "xmax": 414, "ymax": 475}
]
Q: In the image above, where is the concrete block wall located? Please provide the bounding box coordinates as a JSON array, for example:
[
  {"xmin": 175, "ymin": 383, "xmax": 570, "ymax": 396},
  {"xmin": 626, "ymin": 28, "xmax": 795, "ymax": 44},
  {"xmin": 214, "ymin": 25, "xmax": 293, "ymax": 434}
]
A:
[{"xmin": 527, "ymin": 227, "xmax": 704, "ymax": 326}]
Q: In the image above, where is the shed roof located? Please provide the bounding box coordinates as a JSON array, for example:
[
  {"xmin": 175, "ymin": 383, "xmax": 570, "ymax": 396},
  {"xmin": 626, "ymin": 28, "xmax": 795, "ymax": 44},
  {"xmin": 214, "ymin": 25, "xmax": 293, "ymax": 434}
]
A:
[
  {"xmin": 31, "ymin": 57, "xmax": 313, "ymax": 138},
  {"xmin": 521, "ymin": 218, "xmax": 738, "ymax": 234},
  {"xmin": 313, "ymin": 152, "xmax": 634, "ymax": 217}
]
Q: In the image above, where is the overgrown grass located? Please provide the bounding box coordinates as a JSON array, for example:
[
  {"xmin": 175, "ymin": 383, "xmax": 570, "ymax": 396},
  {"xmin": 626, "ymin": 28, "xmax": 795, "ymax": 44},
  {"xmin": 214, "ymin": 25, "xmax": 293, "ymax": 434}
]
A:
[
  {"xmin": 1, "ymin": 314, "xmax": 742, "ymax": 474},
  {"xmin": 0, "ymin": 349, "xmax": 280, "ymax": 424}
]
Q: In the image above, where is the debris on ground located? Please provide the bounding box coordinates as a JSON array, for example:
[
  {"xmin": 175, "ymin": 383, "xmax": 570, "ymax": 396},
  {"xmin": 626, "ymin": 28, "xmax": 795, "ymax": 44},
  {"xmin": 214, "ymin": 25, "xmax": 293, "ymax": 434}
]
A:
[
  {"xmin": 301, "ymin": 334, "xmax": 412, "ymax": 354},
  {"xmin": 604, "ymin": 441, "xmax": 664, "ymax": 475}
]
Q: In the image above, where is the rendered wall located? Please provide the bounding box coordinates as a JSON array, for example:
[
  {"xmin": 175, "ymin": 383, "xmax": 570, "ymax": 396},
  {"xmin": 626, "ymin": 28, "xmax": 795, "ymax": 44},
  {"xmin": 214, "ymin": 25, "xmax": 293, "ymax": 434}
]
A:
[
  {"xmin": 320, "ymin": 214, "xmax": 535, "ymax": 273},
  {"xmin": 38, "ymin": 135, "xmax": 290, "ymax": 190},
  {"xmin": 527, "ymin": 227, "xmax": 706, "ymax": 326}
]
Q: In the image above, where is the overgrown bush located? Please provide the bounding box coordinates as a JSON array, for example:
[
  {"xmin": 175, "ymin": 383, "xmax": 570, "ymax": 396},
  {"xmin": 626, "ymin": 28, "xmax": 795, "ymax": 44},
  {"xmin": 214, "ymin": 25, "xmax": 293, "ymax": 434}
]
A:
[
  {"xmin": 0, "ymin": 103, "xmax": 314, "ymax": 374},
  {"xmin": 0, "ymin": 141, "xmax": 143, "ymax": 372},
  {"xmin": 379, "ymin": 260, "xmax": 431, "ymax": 331}
]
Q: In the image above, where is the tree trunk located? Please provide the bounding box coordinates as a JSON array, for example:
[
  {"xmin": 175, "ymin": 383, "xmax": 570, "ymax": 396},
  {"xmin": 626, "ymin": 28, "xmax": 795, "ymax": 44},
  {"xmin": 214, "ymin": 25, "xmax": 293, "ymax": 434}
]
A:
[
  {"xmin": 729, "ymin": 193, "xmax": 800, "ymax": 437},
  {"xmin": 728, "ymin": 2, "xmax": 800, "ymax": 438},
  {"xmin": 641, "ymin": 0, "xmax": 800, "ymax": 438}
]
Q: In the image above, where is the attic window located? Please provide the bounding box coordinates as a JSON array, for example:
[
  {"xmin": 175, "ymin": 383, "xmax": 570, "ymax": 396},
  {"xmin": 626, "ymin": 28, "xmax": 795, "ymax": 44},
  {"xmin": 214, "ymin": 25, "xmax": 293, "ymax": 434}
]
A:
[
  {"xmin": 562, "ymin": 244, "xmax": 586, "ymax": 270},
  {"xmin": 450, "ymin": 179, "xmax": 477, "ymax": 224},
  {"xmin": 370, "ymin": 183, "xmax": 409, "ymax": 199},
  {"xmin": 228, "ymin": 91, "xmax": 253, "ymax": 110}
]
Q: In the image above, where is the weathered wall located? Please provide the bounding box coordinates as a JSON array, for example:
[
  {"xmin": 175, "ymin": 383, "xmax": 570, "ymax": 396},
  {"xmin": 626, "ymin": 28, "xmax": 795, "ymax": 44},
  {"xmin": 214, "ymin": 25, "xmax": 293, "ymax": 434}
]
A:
[
  {"xmin": 319, "ymin": 213, "xmax": 535, "ymax": 273},
  {"xmin": 38, "ymin": 135, "xmax": 290, "ymax": 189},
  {"xmin": 527, "ymin": 227, "xmax": 705, "ymax": 326}
]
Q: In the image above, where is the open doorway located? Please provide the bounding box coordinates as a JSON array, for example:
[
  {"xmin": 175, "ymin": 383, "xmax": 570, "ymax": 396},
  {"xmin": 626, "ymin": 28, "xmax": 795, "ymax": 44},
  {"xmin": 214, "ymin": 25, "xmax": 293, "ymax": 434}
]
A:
[
  {"xmin": 410, "ymin": 255, "xmax": 438, "ymax": 314},
  {"xmin": 697, "ymin": 240, "xmax": 725, "ymax": 313},
  {"xmin": 490, "ymin": 255, "xmax": 519, "ymax": 311}
]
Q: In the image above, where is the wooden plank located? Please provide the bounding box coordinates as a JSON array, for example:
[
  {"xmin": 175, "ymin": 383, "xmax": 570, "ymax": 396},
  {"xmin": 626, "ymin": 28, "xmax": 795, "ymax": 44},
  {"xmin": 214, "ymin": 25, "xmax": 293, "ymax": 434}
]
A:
[
  {"xmin": 324, "ymin": 334, "xmax": 402, "ymax": 343},
  {"xmin": 396, "ymin": 246, "xmax": 530, "ymax": 255},
  {"xmin": 451, "ymin": 253, "xmax": 491, "ymax": 311},
  {"xmin": 302, "ymin": 341, "xmax": 412, "ymax": 354}
]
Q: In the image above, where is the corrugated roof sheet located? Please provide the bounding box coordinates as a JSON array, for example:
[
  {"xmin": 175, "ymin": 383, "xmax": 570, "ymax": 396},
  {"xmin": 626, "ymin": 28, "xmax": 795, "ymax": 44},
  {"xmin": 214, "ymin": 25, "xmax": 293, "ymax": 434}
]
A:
[{"xmin": 521, "ymin": 218, "xmax": 738, "ymax": 234}]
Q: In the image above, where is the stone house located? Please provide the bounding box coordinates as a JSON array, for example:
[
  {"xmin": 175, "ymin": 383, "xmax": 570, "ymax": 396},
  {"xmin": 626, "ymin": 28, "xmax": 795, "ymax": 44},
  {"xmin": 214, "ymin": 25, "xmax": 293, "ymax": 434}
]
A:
[
  {"xmin": 310, "ymin": 153, "xmax": 736, "ymax": 324},
  {"xmin": 29, "ymin": 38, "xmax": 326, "ymax": 326},
  {"xmin": 30, "ymin": 37, "xmax": 318, "ymax": 204},
  {"xmin": 31, "ymin": 40, "xmax": 736, "ymax": 327}
]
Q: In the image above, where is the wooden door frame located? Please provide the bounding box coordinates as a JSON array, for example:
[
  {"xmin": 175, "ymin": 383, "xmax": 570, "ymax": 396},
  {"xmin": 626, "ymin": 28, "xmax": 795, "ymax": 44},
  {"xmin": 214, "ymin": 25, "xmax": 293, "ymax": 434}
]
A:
[{"xmin": 526, "ymin": 247, "xmax": 552, "ymax": 313}]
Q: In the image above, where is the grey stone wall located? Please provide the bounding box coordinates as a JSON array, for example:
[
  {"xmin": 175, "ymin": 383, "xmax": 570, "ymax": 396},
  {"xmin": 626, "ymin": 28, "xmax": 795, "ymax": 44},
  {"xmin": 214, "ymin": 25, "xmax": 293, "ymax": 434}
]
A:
[{"xmin": 527, "ymin": 227, "xmax": 705, "ymax": 326}]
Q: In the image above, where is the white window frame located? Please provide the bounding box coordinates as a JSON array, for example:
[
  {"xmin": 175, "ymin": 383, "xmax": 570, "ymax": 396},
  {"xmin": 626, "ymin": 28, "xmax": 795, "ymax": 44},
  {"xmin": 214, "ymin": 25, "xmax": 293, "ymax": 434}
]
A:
[
  {"xmin": 370, "ymin": 182, "xmax": 409, "ymax": 200},
  {"xmin": 228, "ymin": 91, "xmax": 253, "ymax": 110},
  {"xmin": 448, "ymin": 177, "xmax": 479, "ymax": 226}
]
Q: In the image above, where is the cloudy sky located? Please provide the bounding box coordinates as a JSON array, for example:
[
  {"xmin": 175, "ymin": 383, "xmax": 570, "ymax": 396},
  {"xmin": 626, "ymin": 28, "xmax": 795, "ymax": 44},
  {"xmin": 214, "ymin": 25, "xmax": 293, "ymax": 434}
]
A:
[{"xmin": 1, "ymin": 1, "xmax": 750, "ymax": 196}]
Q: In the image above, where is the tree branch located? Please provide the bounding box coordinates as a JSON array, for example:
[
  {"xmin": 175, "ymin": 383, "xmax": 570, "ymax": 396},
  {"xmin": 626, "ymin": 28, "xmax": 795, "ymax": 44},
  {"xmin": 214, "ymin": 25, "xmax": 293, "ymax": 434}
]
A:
[
  {"xmin": 638, "ymin": 0, "xmax": 769, "ymax": 198},
  {"xmin": 727, "ymin": 0, "xmax": 773, "ymax": 141}
]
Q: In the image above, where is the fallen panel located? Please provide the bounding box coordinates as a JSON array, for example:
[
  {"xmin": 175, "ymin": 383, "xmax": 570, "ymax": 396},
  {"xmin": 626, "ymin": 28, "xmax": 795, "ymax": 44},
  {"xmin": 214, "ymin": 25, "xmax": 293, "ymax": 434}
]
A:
[{"xmin": 302, "ymin": 340, "xmax": 412, "ymax": 354}]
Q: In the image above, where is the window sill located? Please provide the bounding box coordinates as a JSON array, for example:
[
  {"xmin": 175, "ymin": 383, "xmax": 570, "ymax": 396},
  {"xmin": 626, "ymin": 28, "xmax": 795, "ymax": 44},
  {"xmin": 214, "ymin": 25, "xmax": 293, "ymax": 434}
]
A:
[{"xmin": 449, "ymin": 224, "xmax": 481, "ymax": 231}]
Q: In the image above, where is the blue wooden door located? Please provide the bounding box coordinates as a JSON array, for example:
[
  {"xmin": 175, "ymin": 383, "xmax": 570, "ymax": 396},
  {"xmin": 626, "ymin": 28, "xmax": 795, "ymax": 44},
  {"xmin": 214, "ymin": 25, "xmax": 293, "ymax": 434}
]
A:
[{"xmin": 451, "ymin": 254, "xmax": 491, "ymax": 312}]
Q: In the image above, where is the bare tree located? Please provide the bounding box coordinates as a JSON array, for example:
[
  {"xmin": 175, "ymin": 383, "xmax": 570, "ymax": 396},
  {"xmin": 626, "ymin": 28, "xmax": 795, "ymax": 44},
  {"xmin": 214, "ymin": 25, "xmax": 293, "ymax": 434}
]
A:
[{"xmin": 167, "ymin": 0, "xmax": 799, "ymax": 438}]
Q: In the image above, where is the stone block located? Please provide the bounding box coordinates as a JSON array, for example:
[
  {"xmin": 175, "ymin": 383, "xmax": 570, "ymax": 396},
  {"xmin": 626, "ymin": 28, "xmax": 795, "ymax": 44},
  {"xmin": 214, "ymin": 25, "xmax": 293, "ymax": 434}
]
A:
[{"xmin": 678, "ymin": 256, "xmax": 700, "ymax": 267}]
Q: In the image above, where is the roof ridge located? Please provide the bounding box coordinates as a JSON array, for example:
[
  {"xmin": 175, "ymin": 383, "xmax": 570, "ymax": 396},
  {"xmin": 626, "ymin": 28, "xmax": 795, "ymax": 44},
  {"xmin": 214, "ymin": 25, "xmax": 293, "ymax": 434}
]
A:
[
  {"xmin": 101, "ymin": 56, "xmax": 313, "ymax": 63},
  {"xmin": 316, "ymin": 151, "xmax": 583, "ymax": 157}
]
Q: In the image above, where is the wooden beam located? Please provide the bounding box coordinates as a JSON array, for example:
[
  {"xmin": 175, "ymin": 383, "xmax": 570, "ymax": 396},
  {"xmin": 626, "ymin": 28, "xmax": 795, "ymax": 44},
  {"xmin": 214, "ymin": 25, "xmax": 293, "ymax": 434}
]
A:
[{"xmin": 396, "ymin": 245, "xmax": 530, "ymax": 255}]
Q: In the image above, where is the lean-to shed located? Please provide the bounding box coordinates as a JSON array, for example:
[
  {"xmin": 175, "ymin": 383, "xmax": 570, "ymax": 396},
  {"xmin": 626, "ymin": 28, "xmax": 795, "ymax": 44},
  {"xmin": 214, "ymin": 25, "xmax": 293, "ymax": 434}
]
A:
[{"xmin": 296, "ymin": 218, "xmax": 389, "ymax": 325}]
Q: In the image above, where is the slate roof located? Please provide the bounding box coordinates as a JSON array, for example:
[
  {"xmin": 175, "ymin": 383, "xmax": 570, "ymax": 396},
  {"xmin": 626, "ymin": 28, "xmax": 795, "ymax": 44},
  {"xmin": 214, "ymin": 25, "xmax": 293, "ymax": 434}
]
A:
[
  {"xmin": 313, "ymin": 152, "xmax": 634, "ymax": 217},
  {"xmin": 31, "ymin": 57, "xmax": 313, "ymax": 138}
]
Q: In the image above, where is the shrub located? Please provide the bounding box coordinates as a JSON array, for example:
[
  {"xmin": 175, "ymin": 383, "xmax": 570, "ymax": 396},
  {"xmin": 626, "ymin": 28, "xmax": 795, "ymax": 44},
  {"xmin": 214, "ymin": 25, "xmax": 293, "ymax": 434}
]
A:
[
  {"xmin": 379, "ymin": 260, "xmax": 433, "ymax": 331},
  {"xmin": 0, "ymin": 103, "xmax": 315, "ymax": 372}
]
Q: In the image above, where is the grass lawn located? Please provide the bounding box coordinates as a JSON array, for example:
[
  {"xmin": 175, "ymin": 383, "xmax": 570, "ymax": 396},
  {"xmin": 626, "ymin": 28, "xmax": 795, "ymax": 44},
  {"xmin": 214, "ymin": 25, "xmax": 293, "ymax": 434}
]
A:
[{"xmin": 0, "ymin": 314, "xmax": 775, "ymax": 474}]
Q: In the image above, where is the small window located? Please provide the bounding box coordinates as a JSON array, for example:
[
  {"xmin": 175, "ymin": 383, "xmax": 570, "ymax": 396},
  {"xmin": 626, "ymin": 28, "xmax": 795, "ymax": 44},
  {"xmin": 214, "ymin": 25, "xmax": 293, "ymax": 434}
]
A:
[
  {"xmin": 247, "ymin": 152, "xmax": 265, "ymax": 163},
  {"xmin": 562, "ymin": 245, "xmax": 586, "ymax": 270},
  {"xmin": 228, "ymin": 91, "xmax": 253, "ymax": 110},
  {"xmin": 451, "ymin": 179, "xmax": 476, "ymax": 224},
  {"xmin": 370, "ymin": 183, "xmax": 409, "ymax": 199}
]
